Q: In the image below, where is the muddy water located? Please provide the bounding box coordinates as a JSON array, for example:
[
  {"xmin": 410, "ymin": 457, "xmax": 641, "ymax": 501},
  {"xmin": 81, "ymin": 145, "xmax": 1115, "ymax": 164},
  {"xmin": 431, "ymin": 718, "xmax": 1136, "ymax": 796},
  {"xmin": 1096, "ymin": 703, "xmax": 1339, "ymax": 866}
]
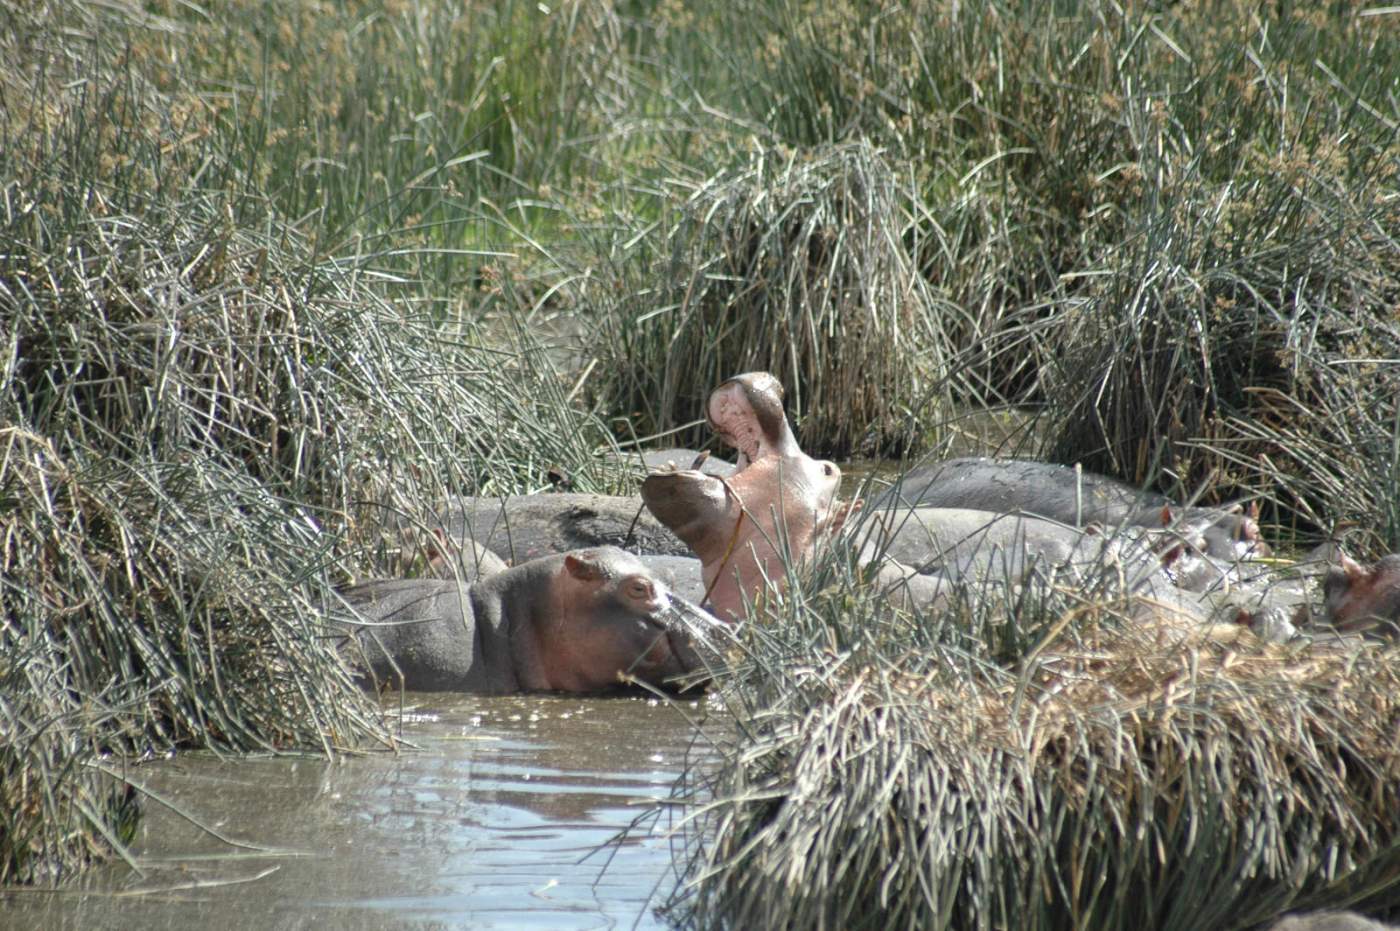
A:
[{"xmin": 5, "ymin": 693, "xmax": 716, "ymax": 930}]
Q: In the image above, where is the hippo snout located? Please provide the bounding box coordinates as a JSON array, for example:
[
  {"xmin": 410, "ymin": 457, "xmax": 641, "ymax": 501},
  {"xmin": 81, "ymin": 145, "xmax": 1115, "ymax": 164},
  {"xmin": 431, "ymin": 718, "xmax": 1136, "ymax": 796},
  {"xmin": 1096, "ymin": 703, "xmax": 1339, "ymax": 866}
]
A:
[
  {"xmin": 641, "ymin": 470, "xmax": 733, "ymax": 548},
  {"xmin": 659, "ymin": 598, "xmax": 727, "ymax": 680}
]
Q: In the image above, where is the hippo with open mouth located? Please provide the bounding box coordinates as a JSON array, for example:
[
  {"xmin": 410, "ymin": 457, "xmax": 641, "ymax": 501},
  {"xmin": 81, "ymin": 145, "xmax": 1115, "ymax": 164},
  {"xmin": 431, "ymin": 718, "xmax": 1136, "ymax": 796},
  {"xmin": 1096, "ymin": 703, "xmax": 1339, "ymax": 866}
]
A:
[
  {"xmin": 340, "ymin": 546, "xmax": 716, "ymax": 693},
  {"xmin": 641, "ymin": 372, "xmax": 849, "ymax": 621}
]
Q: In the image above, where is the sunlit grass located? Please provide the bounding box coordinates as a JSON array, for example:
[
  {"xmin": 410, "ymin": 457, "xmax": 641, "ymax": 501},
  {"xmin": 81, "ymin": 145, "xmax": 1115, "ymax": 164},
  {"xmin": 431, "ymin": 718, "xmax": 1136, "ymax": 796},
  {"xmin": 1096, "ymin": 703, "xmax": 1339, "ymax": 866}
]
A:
[{"xmin": 3, "ymin": 0, "xmax": 1398, "ymax": 896}]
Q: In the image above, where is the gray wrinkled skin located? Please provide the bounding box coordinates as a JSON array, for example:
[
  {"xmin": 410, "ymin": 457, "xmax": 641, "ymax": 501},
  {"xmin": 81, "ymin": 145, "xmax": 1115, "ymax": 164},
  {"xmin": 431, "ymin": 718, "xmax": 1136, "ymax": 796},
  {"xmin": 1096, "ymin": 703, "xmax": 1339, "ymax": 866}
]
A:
[
  {"xmin": 631, "ymin": 448, "xmax": 738, "ymax": 478},
  {"xmin": 433, "ymin": 493, "xmax": 690, "ymax": 564},
  {"xmin": 637, "ymin": 554, "xmax": 705, "ymax": 604},
  {"xmin": 340, "ymin": 547, "xmax": 713, "ymax": 694},
  {"xmin": 856, "ymin": 506, "xmax": 1169, "ymax": 590},
  {"xmin": 873, "ymin": 456, "xmax": 1268, "ymax": 561}
]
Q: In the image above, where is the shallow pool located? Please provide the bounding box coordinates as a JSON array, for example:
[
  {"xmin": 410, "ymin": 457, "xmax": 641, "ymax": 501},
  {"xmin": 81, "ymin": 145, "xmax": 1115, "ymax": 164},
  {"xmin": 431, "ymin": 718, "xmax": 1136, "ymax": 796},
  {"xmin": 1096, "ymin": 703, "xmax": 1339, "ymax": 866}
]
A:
[{"xmin": 4, "ymin": 693, "xmax": 716, "ymax": 930}]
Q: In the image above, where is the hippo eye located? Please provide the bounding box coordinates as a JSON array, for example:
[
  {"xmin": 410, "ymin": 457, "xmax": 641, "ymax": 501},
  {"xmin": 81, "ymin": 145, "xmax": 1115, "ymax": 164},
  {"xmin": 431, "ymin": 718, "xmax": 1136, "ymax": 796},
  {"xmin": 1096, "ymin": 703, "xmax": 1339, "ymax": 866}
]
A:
[
  {"xmin": 822, "ymin": 462, "xmax": 837, "ymax": 477},
  {"xmin": 623, "ymin": 577, "xmax": 654, "ymax": 600}
]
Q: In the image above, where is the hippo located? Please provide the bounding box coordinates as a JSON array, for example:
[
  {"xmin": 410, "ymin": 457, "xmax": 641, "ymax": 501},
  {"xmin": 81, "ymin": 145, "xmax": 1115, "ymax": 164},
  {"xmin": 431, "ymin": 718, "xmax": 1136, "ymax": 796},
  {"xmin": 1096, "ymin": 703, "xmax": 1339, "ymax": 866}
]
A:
[
  {"xmin": 1315, "ymin": 553, "xmax": 1400, "ymax": 634},
  {"xmin": 642, "ymin": 372, "xmax": 848, "ymax": 621},
  {"xmin": 872, "ymin": 457, "xmax": 1269, "ymax": 561},
  {"xmin": 861, "ymin": 506, "xmax": 1119, "ymax": 578},
  {"xmin": 430, "ymin": 493, "xmax": 690, "ymax": 565},
  {"xmin": 858, "ymin": 504, "xmax": 1218, "ymax": 624},
  {"xmin": 340, "ymin": 546, "xmax": 714, "ymax": 693},
  {"xmin": 416, "ymin": 535, "xmax": 509, "ymax": 582},
  {"xmin": 636, "ymin": 553, "xmax": 706, "ymax": 605}
]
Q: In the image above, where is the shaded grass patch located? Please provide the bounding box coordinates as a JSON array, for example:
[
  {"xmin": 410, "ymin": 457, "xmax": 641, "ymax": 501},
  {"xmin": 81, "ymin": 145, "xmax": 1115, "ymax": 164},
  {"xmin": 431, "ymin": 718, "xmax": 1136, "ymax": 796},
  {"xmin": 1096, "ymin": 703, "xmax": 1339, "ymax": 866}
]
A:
[{"xmin": 669, "ymin": 561, "xmax": 1400, "ymax": 930}]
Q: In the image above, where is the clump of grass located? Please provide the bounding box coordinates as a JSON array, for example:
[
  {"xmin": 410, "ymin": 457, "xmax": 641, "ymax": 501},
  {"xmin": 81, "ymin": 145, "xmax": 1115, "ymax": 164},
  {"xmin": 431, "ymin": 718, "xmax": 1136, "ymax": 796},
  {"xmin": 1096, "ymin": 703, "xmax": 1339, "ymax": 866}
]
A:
[
  {"xmin": 582, "ymin": 141, "xmax": 968, "ymax": 458},
  {"xmin": 1219, "ymin": 345, "xmax": 1400, "ymax": 557},
  {"xmin": 1039, "ymin": 70, "xmax": 1400, "ymax": 536},
  {"xmin": 669, "ymin": 559, "xmax": 1400, "ymax": 930},
  {"xmin": 0, "ymin": 0, "xmax": 627, "ymax": 882}
]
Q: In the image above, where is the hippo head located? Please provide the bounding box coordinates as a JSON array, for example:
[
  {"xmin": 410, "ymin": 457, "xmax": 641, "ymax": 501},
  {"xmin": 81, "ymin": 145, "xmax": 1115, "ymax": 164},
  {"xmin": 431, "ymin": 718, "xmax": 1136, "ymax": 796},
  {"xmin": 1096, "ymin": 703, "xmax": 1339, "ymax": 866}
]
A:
[
  {"xmin": 1157, "ymin": 503, "xmax": 1272, "ymax": 562},
  {"xmin": 1202, "ymin": 502, "xmax": 1272, "ymax": 560},
  {"xmin": 1321, "ymin": 553, "xmax": 1400, "ymax": 633},
  {"xmin": 541, "ymin": 546, "xmax": 713, "ymax": 691},
  {"xmin": 643, "ymin": 373, "xmax": 849, "ymax": 621}
]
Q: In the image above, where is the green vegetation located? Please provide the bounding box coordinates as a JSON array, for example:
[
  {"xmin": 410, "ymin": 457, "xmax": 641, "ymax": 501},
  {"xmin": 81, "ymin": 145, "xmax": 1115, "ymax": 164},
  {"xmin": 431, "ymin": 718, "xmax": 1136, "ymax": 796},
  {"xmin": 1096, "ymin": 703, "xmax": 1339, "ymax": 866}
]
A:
[
  {"xmin": 3, "ymin": 0, "xmax": 1398, "ymax": 921},
  {"xmin": 670, "ymin": 556, "xmax": 1400, "ymax": 929},
  {"xmin": 0, "ymin": 0, "xmax": 621, "ymax": 882}
]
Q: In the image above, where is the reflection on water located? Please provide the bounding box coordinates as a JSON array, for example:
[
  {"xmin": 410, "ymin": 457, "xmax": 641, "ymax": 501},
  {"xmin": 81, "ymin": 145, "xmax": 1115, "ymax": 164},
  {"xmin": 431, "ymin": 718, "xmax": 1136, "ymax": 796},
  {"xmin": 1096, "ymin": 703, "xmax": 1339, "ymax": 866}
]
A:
[{"xmin": 4, "ymin": 693, "xmax": 716, "ymax": 930}]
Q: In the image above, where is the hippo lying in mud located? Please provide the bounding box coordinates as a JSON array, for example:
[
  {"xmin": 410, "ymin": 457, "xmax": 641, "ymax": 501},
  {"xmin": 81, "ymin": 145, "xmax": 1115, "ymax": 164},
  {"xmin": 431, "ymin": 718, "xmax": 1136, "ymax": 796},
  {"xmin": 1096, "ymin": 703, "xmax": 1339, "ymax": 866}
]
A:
[
  {"xmin": 873, "ymin": 456, "xmax": 1269, "ymax": 561},
  {"xmin": 860, "ymin": 505, "xmax": 1155, "ymax": 582},
  {"xmin": 1312, "ymin": 552, "xmax": 1400, "ymax": 634},
  {"xmin": 340, "ymin": 546, "xmax": 714, "ymax": 693},
  {"xmin": 641, "ymin": 372, "xmax": 850, "ymax": 621}
]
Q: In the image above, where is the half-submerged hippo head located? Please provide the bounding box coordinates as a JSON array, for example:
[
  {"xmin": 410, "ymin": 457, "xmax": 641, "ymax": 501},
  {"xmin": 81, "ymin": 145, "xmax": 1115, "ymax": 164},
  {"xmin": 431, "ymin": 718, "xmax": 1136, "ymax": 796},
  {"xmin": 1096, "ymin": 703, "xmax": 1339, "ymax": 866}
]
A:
[
  {"xmin": 643, "ymin": 373, "xmax": 849, "ymax": 621},
  {"xmin": 1155, "ymin": 502, "xmax": 1271, "ymax": 562},
  {"xmin": 1319, "ymin": 552, "xmax": 1400, "ymax": 634},
  {"xmin": 536, "ymin": 546, "xmax": 714, "ymax": 691}
]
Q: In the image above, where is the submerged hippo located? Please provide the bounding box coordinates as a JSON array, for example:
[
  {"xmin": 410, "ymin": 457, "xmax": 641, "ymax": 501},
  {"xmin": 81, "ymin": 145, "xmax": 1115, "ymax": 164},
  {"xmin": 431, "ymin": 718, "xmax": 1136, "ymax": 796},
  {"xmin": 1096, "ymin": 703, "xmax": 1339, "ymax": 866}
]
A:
[
  {"xmin": 873, "ymin": 457, "xmax": 1269, "ymax": 561},
  {"xmin": 341, "ymin": 546, "xmax": 714, "ymax": 693},
  {"xmin": 430, "ymin": 493, "xmax": 689, "ymax": 565},
  {"xmin": 642, "ymin": 372, "xmax": 847, "ymax": 621},
  {"xmin": 858, "ymin": 505, "xmax": 1202, "ymax": 619},
  {"xmin": 1315, "ymin": 553, "xmax": 1400, "ymax": 634}
]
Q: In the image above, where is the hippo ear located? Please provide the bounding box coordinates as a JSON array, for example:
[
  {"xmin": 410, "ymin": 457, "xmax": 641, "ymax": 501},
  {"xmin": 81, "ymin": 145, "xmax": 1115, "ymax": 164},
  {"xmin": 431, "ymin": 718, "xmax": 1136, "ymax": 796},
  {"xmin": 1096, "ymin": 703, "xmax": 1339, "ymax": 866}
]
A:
[
  {"xmin": 1338, "ymin": 552, "xmax": 1368, "ymax": 583},
  {"xmin": 564, "ymin": 553, "xmax": 606, "ymax": 582},
  {"xmin": 1159, "ymin": 505, "xmax": 1173, "ymax": 527}
]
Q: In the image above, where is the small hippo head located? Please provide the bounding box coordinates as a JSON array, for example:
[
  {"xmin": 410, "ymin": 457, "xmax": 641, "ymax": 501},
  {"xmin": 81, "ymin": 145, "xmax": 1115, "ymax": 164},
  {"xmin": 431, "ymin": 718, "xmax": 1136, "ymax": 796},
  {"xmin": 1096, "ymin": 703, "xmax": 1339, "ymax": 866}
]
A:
[
  {"xmin": 1321, "ymin": 552, "xmax": 1400, "ymax": 634},
  {"xmin": 707, "ymin": 372, "xmax": 799, "ymax": 465},
  {"xmin": 542, "ymin": 546, "xmax": 712, "ymax": 691},
  {"xmin": 1159, "ymin": 503, "xmax": 1272, "ymax": 562}
]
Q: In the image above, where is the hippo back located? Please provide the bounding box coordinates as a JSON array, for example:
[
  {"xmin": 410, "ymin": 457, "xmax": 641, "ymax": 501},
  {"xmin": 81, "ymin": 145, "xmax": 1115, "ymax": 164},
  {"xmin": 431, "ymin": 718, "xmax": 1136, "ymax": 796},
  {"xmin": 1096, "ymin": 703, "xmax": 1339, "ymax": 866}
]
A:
[
  {"xmin": 873, "ymin": 457, "xmax": 1264, "ymax": 561},
  {"xmin": 436, "ymin": 494, "xmax": 691, "ymax": 564},
  {"xmin": 341, "ymin": 579, "xmax": 520, "ymax": 693}
]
